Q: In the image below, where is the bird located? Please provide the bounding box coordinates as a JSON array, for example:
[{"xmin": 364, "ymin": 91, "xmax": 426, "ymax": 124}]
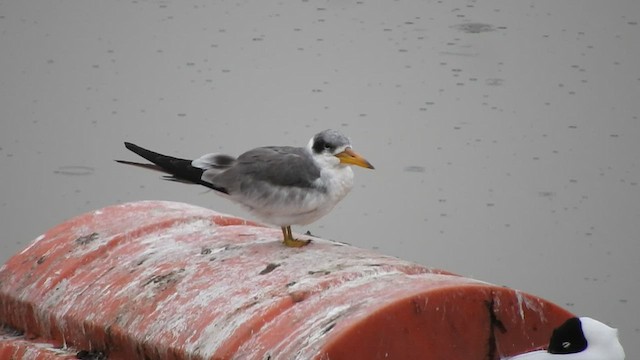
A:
[
  {"xmin": 506, "ymin": 317, "xmax": 625, "ymax": 360},
  {"xmin": 116, "ymin": 129, "xmax": 374, "ymax": 247}
]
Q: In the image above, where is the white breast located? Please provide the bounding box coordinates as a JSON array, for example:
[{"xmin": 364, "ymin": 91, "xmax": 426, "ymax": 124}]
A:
[{"xmin": 241, "ymin": 165, "xmax": 354, "ymax": 227}]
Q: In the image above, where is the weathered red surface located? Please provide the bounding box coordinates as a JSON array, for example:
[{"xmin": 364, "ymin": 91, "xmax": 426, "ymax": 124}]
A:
[
  {"xmin": 0, "ymin": 201, "xmax": 573, "ymax": 359},
  {"xmin": 0, "ymin": 326, "xmax": 77, "ymax": 359}
]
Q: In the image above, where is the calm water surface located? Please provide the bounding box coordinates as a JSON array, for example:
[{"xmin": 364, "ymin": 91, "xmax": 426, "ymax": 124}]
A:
[{"xmin": 1, "ymin": 0, "xmax": 638, "ymax": 355}]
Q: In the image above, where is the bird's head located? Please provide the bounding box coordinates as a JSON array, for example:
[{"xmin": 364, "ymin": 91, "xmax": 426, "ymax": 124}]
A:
[
  {"xmin": 308, "ymin": 129, "xmax": 374, "ymax": 170},
  {"xmin": 547, "ymin": 317, "xmax": 625, "ymax": 359}
]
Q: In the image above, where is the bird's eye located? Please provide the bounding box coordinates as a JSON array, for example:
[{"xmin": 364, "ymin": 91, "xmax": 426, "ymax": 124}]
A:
[{"xmin": 324, "ymin": 143, "xmax": 332, "ymax": 149}]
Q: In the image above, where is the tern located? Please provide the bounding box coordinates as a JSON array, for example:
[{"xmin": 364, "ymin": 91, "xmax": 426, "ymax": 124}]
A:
[
  {"xmin": 116, "ymin": 129, "xmax": 374, "ymax": 247},
  {"xmin": 506, "ymin": 317, "xmax": 625, "ymax": 360}
]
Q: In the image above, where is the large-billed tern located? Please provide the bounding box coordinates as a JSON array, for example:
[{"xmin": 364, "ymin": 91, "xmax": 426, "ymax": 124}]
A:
[{"xmin": 117, "ymin": 129, "xmax": 374, "ymax": 247}]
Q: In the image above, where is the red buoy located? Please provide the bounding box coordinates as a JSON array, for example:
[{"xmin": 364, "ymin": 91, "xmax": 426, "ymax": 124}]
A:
[{"xmin": 0, "ymin": 201, "xmax": 572, "ymax": 359}]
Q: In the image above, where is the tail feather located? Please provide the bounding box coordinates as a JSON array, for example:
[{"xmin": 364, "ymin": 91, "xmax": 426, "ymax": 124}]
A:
[
  {"xmin": 117, "ymin": 142, "xmax": 228, "ymax": 194},
  {"xmin": 114, "ymin": 160, "xmax": 165, "ymax": 172}
]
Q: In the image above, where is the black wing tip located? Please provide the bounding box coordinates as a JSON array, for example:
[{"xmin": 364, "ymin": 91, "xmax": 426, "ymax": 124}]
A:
[
  {"xmin": 117, "ymin": 144, "xmax": 230, "ymax": 194},
  {"xmin": 123, "ymin": 141, "xmax": 139, "ymax": 151}
]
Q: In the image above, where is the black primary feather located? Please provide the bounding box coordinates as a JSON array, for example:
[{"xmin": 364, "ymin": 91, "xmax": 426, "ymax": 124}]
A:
[{"xmin": 117, "ymin": 142, "xmax": 229, "ymax": 194}]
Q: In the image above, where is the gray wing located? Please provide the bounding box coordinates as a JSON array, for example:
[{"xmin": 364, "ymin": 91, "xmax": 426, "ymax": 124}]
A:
[
  {"xmin": 192, "ymin": 153, "xmax": 236, "ymax": 171},
  {"xmin": 209, "ymin": 146, "xmax": 322, "ymax": 193}
]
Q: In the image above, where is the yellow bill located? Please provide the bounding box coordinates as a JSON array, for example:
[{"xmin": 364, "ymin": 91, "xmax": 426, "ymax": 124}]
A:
[{"xmin": 335, "ymin": 148, "xmax": 375, "ymax": 169}]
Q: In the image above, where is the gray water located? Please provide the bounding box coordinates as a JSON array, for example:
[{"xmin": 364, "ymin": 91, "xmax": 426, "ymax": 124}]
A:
[{"xmin": 1, "ymin": 0, "xmax": 638, "ymax": 356}]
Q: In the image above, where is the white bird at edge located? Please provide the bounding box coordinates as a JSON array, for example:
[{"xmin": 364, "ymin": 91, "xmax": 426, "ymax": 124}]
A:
[
  {"xmin": 506, "ymin": 317, "xmax": 625, "ymax": 360},
  {"xmin": 116, "ymin": 129, "xmax": 374, "ymax": 247}
]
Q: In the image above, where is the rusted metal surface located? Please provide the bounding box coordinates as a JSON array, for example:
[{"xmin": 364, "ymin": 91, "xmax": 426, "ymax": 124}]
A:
[{"xmin": 0, "ymin": 201, "xmax": 573, "ymax": 359}]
